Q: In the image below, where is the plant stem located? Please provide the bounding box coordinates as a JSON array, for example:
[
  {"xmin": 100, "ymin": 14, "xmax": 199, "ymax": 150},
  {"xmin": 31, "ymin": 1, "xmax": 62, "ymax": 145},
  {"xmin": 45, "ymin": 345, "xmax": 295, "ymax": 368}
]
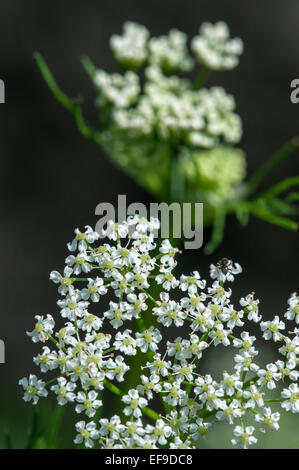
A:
[
  {"xmin": 194, "ymin": 66, "xmax": 210, "ymax": 89},
  {"xmin": 244, "ymin": 137, "xmax": 299, "ymax": 197},
  {"xmin": 34, "ymin": 53, "xmax": 103, "ymax": 146}
]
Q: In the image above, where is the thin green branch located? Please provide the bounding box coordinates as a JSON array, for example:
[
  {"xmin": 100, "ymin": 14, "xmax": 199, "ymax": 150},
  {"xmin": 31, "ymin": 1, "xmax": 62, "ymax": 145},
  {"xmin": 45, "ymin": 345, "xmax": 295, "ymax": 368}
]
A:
[
  {"xmin": 81, "ymin": 55, "xmax": 97, "ymax": 80},
  {"xmin": 264, "ymin": 398, "xmax": 286, "ymax": 403},
  {"xmin": 245, "ymin": 137, "xmax": 299, "ymax": 197},
  {"xmin": 257, "ymin": 176, "xmax": 299, "ymax": 201},
  {"xmin": 194, "ymin": 66, "xmax": 210, "ymax": 89},
  {"xmin": 34, "ymin": 52, "xmax": 103, "ymax": 146},
  {"xmin": 103, "ymin": 379, "xmax": 159, "ymax": 421},
  {"xmin": 204, "ymin": 208, "xmax": 226, "ymax": 254},
  {"xmin": 249, "ymin": 203, "xmax": 298, "ymax": 231}
]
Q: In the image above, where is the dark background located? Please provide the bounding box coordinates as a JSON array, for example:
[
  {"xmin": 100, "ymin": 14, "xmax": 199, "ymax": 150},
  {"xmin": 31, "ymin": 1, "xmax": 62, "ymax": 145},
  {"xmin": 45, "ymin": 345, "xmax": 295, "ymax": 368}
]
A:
[{"xmin": 0, "ymin": 0, "xmax": 298, "ymax": 447}]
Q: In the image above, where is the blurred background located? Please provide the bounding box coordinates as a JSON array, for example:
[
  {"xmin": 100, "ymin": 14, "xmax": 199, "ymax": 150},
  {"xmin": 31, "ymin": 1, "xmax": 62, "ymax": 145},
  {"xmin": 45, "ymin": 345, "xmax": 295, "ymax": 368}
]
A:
[{"xmin": 0, "ymin": 0, "xmax": 299, "ymax": 448}]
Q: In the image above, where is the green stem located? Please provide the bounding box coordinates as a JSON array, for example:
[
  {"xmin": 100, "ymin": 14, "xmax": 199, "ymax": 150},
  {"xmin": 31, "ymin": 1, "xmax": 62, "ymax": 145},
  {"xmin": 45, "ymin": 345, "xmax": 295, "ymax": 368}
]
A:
[
  {"xmin": 256, "ymin": 176, "xmax": 299, "ymax": 201},
  {"xmin": 45, "ymin": 377, "xmax": 58, "ymax": 387},
  {"xmin": 194, "ymin": 66, "xmax": 210, "ymax": 89},
  {"xmin": 264, "ymin": 398, "xmax": 286, "ymax": 403},
  {"xmin": 244, "ymin": 137, "xmax": 299, "ymax": 197},
  {"xmin": 81, "ymin": 55, "xmax": 97, "ymax": 80},
  {"xmin": 34, "ymin": 53, "xmax": 103, "ymax": 146},
  {"xmin": 103, "ymin": 379, "xmax": 159, "ymax": 421},
  {"xmin": 243, "ymin": 376, "xmax": 259, "ymax": 389},
  {"xmin": 249, "ymin": 203, "xmax": 298, "ymax": 231},
  {"xmin": 48, "ymin": 335, "xmax": 68, "ymax": 354},
  {"xmin": 204, "ymin": 208, "xmax": 226, "ymax": 254}
]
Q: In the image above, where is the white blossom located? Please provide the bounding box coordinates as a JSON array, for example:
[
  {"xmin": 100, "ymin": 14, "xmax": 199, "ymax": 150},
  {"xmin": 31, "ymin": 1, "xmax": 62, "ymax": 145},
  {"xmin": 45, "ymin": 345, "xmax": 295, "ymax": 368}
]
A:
[{"xmin": 192, "ymin": 21, "xmax": 243, "ymax": 70}]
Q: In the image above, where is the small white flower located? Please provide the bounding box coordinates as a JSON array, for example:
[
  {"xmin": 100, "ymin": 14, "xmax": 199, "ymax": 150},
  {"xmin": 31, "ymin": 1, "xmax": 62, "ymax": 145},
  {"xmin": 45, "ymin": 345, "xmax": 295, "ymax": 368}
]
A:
[
  {"xmin": 104, "ymin": 301, "xmax": 132, "ymax": 329},
  {"xmin": 240, "ymin": 294, "xmax": 261, "ymax": 322},
  {"xmin": 19, "ymin": 375, "xmax": 48, "ymax": 405},
  {"xmin": 221, "ymin": 372, "xmax": 243, "ymax": 396},
  {"xmin": 26, "ymin": 315, "xmax": 55, "ymax": 343},
  {"xmin": 156, "ymin": 268, "xmax": 179, "ymax": 291},
  {"xmin": 135, "ymin": 327, "xmax": 162, "ymax": 352},
  {"xmin": 77, "ymin": 312, "xmax": 103, "ymax": 333},
  {"xmin": 285, "ymin": 292, "xmax": 299, "ymax": 324},
  {"xmin": 154, "ymin": 295, "xmax": 185, "ymax": 327},
  {"xmin": 106, "ymin": 355, "xmax": 130, "ymax": 382},
  {"xmin": 50, "ymin": 266, "xmax": 73, "ymax": 295},
  {"xmin": 261, "ymin": 316, "xmax": 285, "ymax": 342},
  {"xmin": 257, "ymin": 364, "xmax": 281, "ymax": 390},
  {"xmin": 67, "ymin": 226, "xmax": 99, "ymax": 252},
  {"xmin": 80, "ymin": 277, "xmax": 107, "ymax": 302},
  {"xmin": 231, "ymin": 425, "xmax": 257, "ymax": 449},
  {"xmin": 33, "ymin": 346, "xmax": 57, "ymax": 372},
  {"xmin": 51, "ymin": 377, "xmax": 76, "ymax": 405},
  {"xmin": 275, "ymin": 359, "xmax": 299, "ymax": 382},
  {"xmin": 102, "ymin": 220, "xmax": 129, "ymax": 240},
  {"xmin": 216, "ymin": 399, "xmax": 243, "ymax": 424},
  {"xmin": 281, "ymin": 383, "xmax": 299, "ymax": 413},
  {"xmin": 99, "ymin": 415, "xmax": 125, "ymax": 440},
  {"xmin": 278, "ymin": 336, "xmax": 299, "ymax": 362},
  {"xmin": 209, "ymin": 324, "xmax": 230, "ymax": 346},
  {"xmin": 179, "ymin": 271, "xmax": 206, "ymax": 294},
  {"xmin": 234, "ymin": 351, "xmax": 259, "ymax": 373},
  {"xmin": 75, "ymin": 390, "xmax": 102, "ymax": 417},
  {"xmin": 57, "ymin": 290, "xmax": 88, "ymax": 321},
  {"xmin": 243, "ymin": 384, "xmax": 264, "ymax": 409},
  {"xmin": 65, "ymin": 252, "xmax": 91, "ymax": 275},
  {"xmin": 189, "ymin": 418, "xmax": 212, "ymax": 440},
  {"xmin": 145, "ymin": 419, "xmax": 173, "ymax": 445},
  {"xmin": 137, "ymin": 374, "xmax": 161, "ymax": 400},
  {"xmin": 74, "ymin": 421, "xmax": 99, "ymax": 448},
  {"xmin": 113, "ymin": 329, "xmax": 137, "ymax": 355},
  {"xmin": 159, "ymin": 239, "xmax": 178, "ymax": 267},
  {"xmin": 255, "ymin": 407, "xmax": 280, "ymax": 431},
  {"xmin": 122, "ymin": 389, "xmax": 148, "ymax": 418}
]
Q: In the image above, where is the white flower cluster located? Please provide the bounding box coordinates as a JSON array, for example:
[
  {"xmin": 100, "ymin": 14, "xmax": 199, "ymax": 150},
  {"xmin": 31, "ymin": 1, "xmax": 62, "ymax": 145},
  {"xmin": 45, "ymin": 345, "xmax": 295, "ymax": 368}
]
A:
[
  {"xmin": 112, "ymin": 79, "xmax": 242, "ymax": 148},
  {"xmin": 95, "ymin": 21, "xmax": 243, "ymax": 148},
  {"xmin": 191, "ymin": 21, "xmax": 243, "ymax": 71},
  {"xmin": 91, "ymin": 21, "xmax": 246, "ymax": 205},
  {"xmin": 94, "ymin": 70, "xmax": 140, "ymax": 109},
  {"xmin": 148, "ymin": 29, "xmax": 194, "ymax": 73},
  {"xmin": 110, "ymin": 22, "xmax": 149, "ymax": 69},
  {"xmin": 19, "ymin": 217, "xmax": 299, "ymax": 449}
]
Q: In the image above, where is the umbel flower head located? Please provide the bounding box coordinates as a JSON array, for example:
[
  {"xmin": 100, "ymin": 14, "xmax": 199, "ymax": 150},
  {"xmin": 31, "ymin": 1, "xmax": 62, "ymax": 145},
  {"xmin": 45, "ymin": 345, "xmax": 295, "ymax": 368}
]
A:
[
  {"xmin": 20, "ymin": 216, "xmax": 299, "ymax": 449},
  {"xmin": 35, "ymin": 21, "xmax": 299, "ymax": 254}
]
